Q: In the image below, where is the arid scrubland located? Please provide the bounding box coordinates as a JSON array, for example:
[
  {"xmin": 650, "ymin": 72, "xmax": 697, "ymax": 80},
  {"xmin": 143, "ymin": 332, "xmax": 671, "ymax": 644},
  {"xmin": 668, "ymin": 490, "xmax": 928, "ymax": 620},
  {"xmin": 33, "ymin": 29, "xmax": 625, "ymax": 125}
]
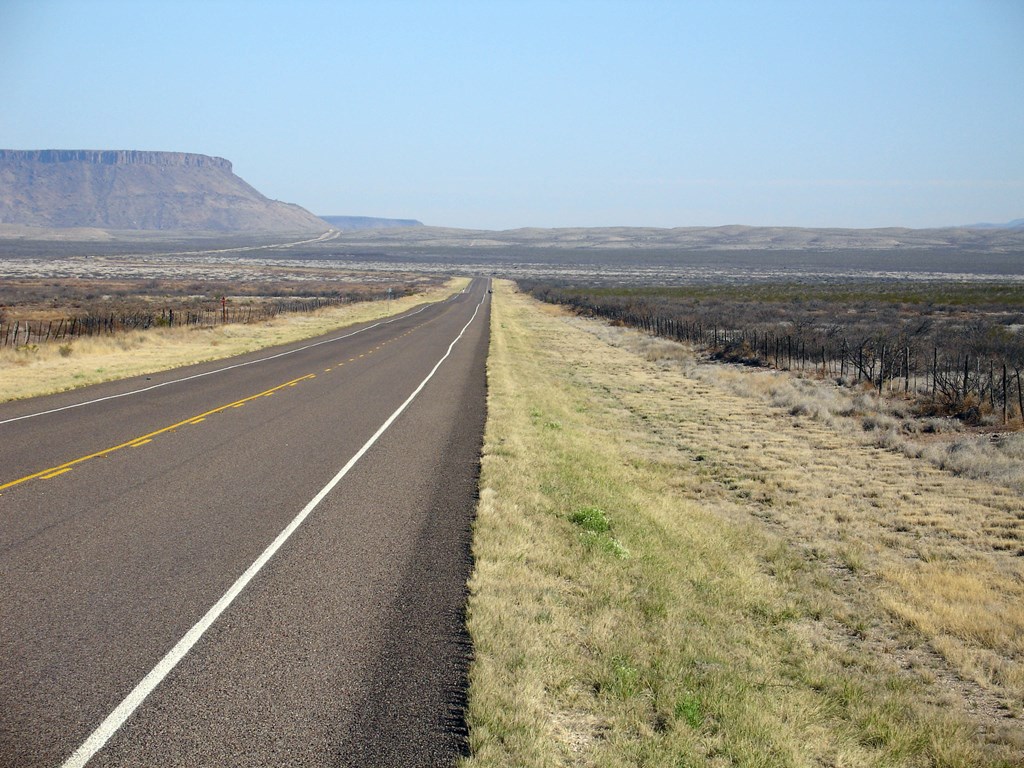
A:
[
  {"xmin": 464, "ymin": 281, "xmax": 1023, "ymax": 766},
  {"xmin": 523, "ymin": 281, "xmax": 1024, "ymax": 429},
  {"xmin": 0, "ymin": 277, "xmax": 468, "ymax": 402}
]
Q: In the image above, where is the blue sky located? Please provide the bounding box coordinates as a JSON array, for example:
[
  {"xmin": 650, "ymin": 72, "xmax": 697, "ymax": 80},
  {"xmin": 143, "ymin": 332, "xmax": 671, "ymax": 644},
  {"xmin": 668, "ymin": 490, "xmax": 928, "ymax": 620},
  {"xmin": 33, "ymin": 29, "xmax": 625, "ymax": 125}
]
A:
[{"xmin": 1, "ymin": 0, "xmax": 1021, "ymax": 229}]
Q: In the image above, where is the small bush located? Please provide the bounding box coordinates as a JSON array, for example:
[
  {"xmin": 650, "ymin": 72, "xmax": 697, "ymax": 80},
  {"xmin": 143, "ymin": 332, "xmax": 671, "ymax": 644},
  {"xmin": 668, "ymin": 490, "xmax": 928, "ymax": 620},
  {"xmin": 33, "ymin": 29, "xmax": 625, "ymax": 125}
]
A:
[{"xmin": 569, "ymin": 506, "xmax": 611, "ymax": 534}]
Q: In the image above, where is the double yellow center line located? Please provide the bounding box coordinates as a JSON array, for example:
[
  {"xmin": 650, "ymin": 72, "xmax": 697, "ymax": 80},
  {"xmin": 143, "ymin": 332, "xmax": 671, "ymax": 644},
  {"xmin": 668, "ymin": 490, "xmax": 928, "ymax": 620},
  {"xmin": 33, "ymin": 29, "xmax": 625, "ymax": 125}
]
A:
[
  {"xmin": 0, "ymin": 374, "xmax": 315, "ymax": 493},
  {"xmin": 1, "ymin": 305, "xmax": 456, "ymax": 494}
]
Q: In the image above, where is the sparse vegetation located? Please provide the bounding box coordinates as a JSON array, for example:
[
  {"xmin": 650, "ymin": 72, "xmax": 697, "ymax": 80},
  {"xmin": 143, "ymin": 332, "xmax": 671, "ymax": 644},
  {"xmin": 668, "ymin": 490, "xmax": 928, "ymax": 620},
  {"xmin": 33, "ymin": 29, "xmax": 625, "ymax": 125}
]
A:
[
  {"xmin": 0, "ymin": 274, "xmax": 436, "ymax": 346},
  {"xmin": 463, "ymin": 281, "xmax": 1023, "ymax": 766},
  {"xmin": 523, "ymin": 279, "xmax": 1024, "ymax": 426},
  {"xmin": 0, "ymin": 277, "xmax": 468, "ymax": 402},
  {"xmin": 580, "ymin": 322, "xmax": 1024, "ymax": 496}
]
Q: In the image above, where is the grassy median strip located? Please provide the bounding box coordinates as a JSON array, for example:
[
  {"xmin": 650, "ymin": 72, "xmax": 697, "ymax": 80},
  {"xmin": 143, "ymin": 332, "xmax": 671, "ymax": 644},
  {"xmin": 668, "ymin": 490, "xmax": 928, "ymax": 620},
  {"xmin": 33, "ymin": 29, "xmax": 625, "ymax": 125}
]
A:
[
  {"xmin": 463, "ymin": 281, "xmax": 1022, "ymax": 767},
  {"xmin": 0, "ymin": 278, "xmax": 469, "ymax": 402}
]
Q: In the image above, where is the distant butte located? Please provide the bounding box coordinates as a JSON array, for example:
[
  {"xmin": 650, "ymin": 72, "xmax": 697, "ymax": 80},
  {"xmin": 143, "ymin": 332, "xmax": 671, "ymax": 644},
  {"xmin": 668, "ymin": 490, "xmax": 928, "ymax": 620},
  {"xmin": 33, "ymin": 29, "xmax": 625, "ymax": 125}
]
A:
[
  {"xmin": 319, "ymin": 215, "xmax": 424, "ymax": 231},
  {"xmin": 0, "ymin": 149, "xmax": 328, "ymax": 234}
]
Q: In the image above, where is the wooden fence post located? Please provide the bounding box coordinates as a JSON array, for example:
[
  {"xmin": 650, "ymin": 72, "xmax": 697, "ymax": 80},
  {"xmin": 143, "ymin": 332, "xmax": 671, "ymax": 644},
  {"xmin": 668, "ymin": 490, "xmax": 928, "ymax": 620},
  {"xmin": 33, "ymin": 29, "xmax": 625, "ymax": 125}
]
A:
[
  {"xmin": 1003, "ymin": 364, "xmax": 1008, "ymax": 424},
  {"xmin": 1017, "ymin": 368, "xmax": 1024, "ymax": 425}
]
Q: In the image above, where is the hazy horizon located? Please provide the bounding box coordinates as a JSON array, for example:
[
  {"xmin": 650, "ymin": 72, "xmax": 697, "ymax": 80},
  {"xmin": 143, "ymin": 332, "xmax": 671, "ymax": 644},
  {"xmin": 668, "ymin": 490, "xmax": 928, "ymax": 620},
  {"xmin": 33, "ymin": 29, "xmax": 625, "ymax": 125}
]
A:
[
  {"xmin": 1, "ymin": 0, "xmax": 1022, "ymax": 231},
  {"xmin": 305, "ymin": 216, "xmax": 1024, "ymax": 232}
]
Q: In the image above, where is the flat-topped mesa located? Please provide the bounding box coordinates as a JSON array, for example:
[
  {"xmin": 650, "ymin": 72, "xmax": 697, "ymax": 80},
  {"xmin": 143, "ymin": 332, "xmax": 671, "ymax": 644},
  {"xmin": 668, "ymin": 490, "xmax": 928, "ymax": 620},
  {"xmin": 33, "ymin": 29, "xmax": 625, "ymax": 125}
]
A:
[
  {"xmin": 0, "ymin": 149, "xmax": 233, "ymax": 171},
  {"xmin": 0, "ymin": 149, "xmax": 327, "ymax": 233}
]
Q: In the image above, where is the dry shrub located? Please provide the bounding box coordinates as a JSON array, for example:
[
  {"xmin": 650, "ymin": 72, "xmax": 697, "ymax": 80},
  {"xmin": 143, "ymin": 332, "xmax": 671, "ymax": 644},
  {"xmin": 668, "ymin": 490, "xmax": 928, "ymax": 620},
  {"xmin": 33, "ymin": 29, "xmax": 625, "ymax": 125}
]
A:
[
  {"xmin": 566, "ymin": 314, "xmax": 1024, "ymax": 494},
  {"xmin": 913, "ymin": 433, "xmax": 1024, "ymax": 491}
]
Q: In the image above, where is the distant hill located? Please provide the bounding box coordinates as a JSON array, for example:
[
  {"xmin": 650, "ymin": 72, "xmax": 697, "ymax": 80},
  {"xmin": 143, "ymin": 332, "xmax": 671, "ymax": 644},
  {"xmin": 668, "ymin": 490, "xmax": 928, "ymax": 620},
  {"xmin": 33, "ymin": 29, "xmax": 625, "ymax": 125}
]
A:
[
  {"xmin": 319, "ymin": 215, "xmax": 424, "ymax": 230},
  {"xmin": 0, "ymin": 149, "xmax": 329, "ymax": 234},
  {"xmin": 964, "ymin": 218, "xmax": 1024, "ymax": 230}
]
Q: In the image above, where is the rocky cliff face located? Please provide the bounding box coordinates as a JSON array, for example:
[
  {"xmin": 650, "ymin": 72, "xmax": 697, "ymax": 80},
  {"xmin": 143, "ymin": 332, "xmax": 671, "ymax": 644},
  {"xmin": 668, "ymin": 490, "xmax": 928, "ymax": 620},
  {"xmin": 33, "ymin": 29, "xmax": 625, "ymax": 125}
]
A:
[
  {"xmin": 0, "ymin": 149, "xmax": 328, "ymax": 233},
  {"xmin": 0, "ymin": 149, "xmax": 235, "ymax": 170}
]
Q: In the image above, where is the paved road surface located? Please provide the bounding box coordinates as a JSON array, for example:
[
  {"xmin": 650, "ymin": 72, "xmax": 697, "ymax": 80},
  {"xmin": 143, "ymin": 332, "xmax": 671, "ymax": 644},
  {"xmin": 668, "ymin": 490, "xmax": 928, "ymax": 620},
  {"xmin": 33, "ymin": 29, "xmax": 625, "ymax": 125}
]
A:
[{"xmin": 0, "ymin": 278, "xmax": 490, "ymax": 767}]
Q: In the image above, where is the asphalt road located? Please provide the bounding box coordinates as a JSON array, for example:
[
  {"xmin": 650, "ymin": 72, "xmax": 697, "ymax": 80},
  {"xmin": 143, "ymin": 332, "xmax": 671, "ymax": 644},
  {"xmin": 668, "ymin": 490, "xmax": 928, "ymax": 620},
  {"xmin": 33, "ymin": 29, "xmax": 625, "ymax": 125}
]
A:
[{"xmin": 0, "ymin": 278, "xmax": 490, "ymax": 767}]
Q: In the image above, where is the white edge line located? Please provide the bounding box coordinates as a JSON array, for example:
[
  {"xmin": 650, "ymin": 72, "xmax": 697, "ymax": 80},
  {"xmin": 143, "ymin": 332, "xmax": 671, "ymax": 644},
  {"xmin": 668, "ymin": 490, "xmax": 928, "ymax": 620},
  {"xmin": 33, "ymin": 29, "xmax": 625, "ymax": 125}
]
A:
[
  {"xmin": 60, "ymin": 285, "xmax": 488, "ymax": 768},
  {"xmin": 0, "ymin": 301, "xmax": 442, "ymax": 427}
]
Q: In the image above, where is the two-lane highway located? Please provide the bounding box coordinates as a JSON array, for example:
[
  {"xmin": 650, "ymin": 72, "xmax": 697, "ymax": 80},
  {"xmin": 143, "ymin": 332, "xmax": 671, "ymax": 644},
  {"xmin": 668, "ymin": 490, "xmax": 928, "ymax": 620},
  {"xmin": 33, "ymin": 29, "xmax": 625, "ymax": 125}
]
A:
[{"xmin": 0, "ymin": 278, "xmax": 490, "ymax": 767}]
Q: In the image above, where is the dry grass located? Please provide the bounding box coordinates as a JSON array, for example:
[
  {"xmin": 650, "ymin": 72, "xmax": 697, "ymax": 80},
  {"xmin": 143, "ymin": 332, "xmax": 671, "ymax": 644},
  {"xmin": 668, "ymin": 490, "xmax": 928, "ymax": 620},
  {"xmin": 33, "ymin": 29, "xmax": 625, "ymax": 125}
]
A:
[
  {"xmin": 463, "ymin": 281, "xmax": 1023, "ymax": 767},
  {"xmin": 571, "ymin": 315, "xmax": 1024, "ymax": 709},
  {"xmin": 602, "ymin": 330, "xmax": 1024, "ymax": 495},
  {"xmin": 0, "ymin": 278, "xmax": 469, "ymax": 402}
]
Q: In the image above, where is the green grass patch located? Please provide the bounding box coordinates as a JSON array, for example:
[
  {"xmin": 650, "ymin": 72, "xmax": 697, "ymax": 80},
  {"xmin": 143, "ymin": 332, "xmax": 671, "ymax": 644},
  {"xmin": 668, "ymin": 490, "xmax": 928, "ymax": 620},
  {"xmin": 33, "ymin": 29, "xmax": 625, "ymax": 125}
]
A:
[{"xmin": 569, "ymin": 506, "xmax": 610, "ymax": 534}]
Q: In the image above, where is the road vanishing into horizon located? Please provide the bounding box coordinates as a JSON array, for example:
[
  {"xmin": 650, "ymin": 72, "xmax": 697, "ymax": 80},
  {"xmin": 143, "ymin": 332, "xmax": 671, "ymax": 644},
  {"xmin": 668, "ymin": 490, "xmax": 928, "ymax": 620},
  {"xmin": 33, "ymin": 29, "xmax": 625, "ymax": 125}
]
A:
[{"xmin": 0, "ymin": 278, "xmax": 490, "ymax": 767}]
